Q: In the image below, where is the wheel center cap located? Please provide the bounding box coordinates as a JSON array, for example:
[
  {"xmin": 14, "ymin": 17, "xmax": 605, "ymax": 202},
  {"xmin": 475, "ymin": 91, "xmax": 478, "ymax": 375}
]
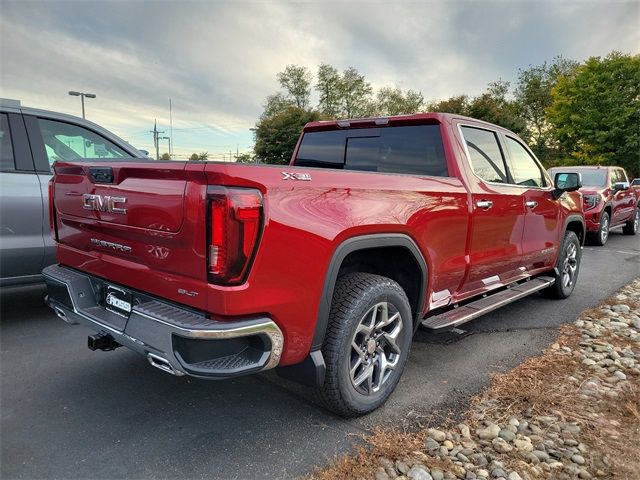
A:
[{"xmin": 366, "ymin": 338, "xmax": 377, "ymax": 355}]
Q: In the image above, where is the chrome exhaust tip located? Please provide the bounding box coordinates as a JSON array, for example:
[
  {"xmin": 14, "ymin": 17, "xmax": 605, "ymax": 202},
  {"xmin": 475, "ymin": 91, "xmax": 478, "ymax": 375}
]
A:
[
  {"xmin": 53, "ymin": 306, "xmax": 79, "ymax": 325},
  {"xmin": 147, "ymin": 353, "xmax": 184, "ymax": 376}
]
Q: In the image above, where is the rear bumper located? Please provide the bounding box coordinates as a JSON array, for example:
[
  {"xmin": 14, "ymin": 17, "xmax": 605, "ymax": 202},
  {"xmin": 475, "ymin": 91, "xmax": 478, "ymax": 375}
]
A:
[{"xmin": 42, "ymin": 264, "xmax": 284, "ymax": 378}]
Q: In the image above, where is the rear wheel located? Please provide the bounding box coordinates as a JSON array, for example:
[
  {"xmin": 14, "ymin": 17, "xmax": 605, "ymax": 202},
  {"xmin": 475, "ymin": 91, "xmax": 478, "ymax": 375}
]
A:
[
  {"xmin": 544, "ymin": 230, "xmax": 582, "ymax": 299},
  {"xmin": 318, "ymin": 273, "xmax": 412, "ymax": 417},
  {"xmin": 622, "ymin": 207, "xmax": 639, "ymax": 235},
  {"xmin": 591, "ymin": 211, "xmax": 610, "ymax": 246}
]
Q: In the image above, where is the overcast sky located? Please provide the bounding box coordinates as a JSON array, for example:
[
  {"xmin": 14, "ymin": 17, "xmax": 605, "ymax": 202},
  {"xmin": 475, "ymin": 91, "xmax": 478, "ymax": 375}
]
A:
[{"xmin": 1, "ymin": 0, "xmax": 638, "ymax": 159}]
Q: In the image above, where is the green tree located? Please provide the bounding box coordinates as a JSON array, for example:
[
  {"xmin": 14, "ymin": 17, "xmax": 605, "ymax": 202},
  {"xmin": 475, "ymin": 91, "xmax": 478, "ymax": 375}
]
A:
[
  {"xmin": 277, "ymin": 65, "xmax": 313, "ymax": 109},
  {"xmin": 254, "ymin": 107, "xmax": 324, "ymax": 164},
  {"xmin": 514, "ymin": 56, "xmax": 578, "ymax": 161},
  {"xmin": 262, "ymin": 92, "xmax": 295, "ymax": 119},
  {"xmin": 160, "ymin": 152, "xmax": 171, "ymax": 161},
  {"xmin": 316, "ymin": 63, "xmax": 342, "ymax": 117},
  {"xmin": 548, "ymin": 52, "xmax": 640, "ymax": 176},
  {"xmin": 375, "ymin": 86, "xmax": 424, "ymax": 115},
  {"xmin": 467, "ymin": 80, "xmax": 526, "ymax": 136},
  {"xmin": 339, "ymin": 66, "xmax": 373, "ymax": 118},
  {"xmin": 197, "ymin": 152, "xmax": 209, "ymax": 161},
  {"xmin": 189, "ymin": 153, "xmax": 199, "ymax": 161},
  {"xmin": 428, "ymin": 95, "xmax": 470, "ymax": 115},
  {"xmin": 236, "ymin": 152, "xmax": 254, "ymax": 163}
]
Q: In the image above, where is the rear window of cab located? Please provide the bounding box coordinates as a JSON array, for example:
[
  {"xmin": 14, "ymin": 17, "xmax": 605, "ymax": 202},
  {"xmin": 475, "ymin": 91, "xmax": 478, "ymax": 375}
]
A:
[{"xmin": 293, "ymin": 125, "xmax": 449, "ymax": 177}]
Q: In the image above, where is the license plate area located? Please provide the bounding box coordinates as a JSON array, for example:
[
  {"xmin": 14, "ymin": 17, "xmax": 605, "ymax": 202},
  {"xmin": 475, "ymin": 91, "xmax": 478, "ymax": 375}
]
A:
[{"xmin": 105, "ymin": 285, "xmax": 133, "ymax": 318}]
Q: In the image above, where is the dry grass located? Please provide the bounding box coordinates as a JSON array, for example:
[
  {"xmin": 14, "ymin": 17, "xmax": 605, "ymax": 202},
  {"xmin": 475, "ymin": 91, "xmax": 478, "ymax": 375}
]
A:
[
  {"xmin": 579, "ymin": 382, "xmax": 640, "ymax": 479},
  {"xmin": 307, "ymin": 427, "xmax": 464, "ymax": 480},
  {"xmin": 469, "ymin": 327, "xmax": 582, "ymax": 427}
]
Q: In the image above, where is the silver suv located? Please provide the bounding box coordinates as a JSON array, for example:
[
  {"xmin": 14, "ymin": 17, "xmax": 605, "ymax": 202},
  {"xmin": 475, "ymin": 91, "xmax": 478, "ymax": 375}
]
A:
[{"xmin": 0, "ymin": 99, "xmax": 145, "ymax": 286}]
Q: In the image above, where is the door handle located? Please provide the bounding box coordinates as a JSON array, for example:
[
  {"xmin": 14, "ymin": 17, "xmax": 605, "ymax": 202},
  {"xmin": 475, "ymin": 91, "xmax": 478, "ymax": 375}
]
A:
[
  {"xmin": 525, "ymin": 200, "xmax": 538, "ymax": 209},
  {"xmin": 475, "ymin": 200, "xmax": 493, "ymax": 210}
]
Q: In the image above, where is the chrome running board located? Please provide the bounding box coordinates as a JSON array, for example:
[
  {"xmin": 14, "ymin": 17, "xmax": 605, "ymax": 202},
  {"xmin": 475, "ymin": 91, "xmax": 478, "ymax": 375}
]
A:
[{"xmin": 421, "ymin": 276, "xmax": 555, "ymax": 331}]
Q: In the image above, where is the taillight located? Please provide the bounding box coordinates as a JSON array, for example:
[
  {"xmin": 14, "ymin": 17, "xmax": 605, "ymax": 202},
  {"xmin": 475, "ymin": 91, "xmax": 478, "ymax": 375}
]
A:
[
  {"xmin": 48, "ymin": 178, "xmax": 58, "ymax": 240},
  {"xmin": 207, "ymin": 186, "xmax": 263, "ymax": 285}
]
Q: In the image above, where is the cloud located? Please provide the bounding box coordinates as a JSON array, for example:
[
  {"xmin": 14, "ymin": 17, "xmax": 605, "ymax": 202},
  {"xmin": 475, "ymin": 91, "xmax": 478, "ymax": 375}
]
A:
[{"xmin": 1, "ymin": 0, "xmax": 638, "ymax": 157}]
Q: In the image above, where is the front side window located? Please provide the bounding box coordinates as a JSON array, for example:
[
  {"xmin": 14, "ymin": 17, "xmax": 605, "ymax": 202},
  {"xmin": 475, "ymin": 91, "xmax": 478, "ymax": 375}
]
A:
[
  {"xmin": 609, "ymin": 169, "xmax": 619, "ymax": 187},
  {"xmin": 460, "ymin": 126, "xmax": 508, "ymax": 184},
  {"xmin": 505, "ymin": 136, "xmax": 546, "ymax": 187},
  {"xmin": 37, "ymin": 118, "xmax": 128, "ymax": 166},
  {"xmin": 0, "ymin": 114, "xmax": 15, "ymax": 171}
]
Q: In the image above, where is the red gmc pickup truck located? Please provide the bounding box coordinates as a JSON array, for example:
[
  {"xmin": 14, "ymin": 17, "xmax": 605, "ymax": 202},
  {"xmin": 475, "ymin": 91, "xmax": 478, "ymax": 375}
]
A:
[
  {"xmin": 44, "ymin": 113, "xmax": 585, "ymax": 417},
  {"xmin": 548, "ymin": 165, "xmax": 639, "ymax": 246}
]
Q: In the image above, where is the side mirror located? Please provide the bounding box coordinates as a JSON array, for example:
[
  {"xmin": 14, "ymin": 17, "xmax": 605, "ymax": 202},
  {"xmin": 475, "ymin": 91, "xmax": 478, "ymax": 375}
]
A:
[
  {"xmin": 614, "ymin": 181, "xmax": 630, "ymax": 191},
  {"xmin": 552, "ymin": 172, "xmax": 582, "ymax": 199}
]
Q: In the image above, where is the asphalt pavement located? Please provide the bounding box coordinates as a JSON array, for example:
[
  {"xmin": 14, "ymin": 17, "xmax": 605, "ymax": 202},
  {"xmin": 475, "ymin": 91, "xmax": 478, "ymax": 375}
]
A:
[{"xmin": 1, "ymin": 230, "xmax": 638, "ymax": 479}]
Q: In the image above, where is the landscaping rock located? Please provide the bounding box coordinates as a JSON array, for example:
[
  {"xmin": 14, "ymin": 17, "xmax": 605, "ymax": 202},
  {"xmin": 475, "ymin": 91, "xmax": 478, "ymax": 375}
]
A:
[
  {"xmin": 427, "ymin": 429, "xmax": 447, "ymax": 443},
  {"xmin": 477, "ymin": 424, "xmax": 500, "ymax": 440},
  {"xmin": 406, "ymin": 465, "xmax": 432, "ymax": 480}
]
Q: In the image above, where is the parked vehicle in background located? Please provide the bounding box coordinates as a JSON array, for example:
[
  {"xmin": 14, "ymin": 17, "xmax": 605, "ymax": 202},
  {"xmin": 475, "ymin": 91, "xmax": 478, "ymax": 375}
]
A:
[
  {"xmin": 548, "ymin": 166, "xmax": 640, "ymax": 246},
  {"xmin": 44, "ymin": 113, "xmax": 585, "ymax": 417},
  {"xmin": 631, "ymin": 178, "xmax": 640, "ymax": 186},
  {"xmin": 0, "ymin": 99, "xmax": 145, "ymax": 286}
]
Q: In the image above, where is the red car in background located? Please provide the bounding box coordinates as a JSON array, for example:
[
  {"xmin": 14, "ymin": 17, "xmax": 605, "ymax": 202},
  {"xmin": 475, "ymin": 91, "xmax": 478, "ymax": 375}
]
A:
[{"xmin": 549, "ymin": 166, "xmax": 640, "ymax": 245}]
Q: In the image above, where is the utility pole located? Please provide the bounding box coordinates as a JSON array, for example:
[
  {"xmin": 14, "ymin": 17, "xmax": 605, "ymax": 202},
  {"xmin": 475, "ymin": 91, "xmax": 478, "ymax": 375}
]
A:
[{"xmin": 149, "ymin": 120, "xmax": 165, "ymax": 160}]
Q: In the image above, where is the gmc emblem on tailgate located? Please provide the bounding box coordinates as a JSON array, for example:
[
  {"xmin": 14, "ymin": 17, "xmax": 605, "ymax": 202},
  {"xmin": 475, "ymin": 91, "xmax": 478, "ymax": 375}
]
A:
[{"xmin": 82, "ymin": 194, "xmax": 127, "ymax": 214}]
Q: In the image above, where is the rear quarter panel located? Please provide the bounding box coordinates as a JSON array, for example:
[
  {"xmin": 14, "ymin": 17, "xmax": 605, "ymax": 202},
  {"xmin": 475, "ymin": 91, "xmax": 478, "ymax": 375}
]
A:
[{"xmin": 204, "ymin": 163, "xmax": 470, "ymax": 364}]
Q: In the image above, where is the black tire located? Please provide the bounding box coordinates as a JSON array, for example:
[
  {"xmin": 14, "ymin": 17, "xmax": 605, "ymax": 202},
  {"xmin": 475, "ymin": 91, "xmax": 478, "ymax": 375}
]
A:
[
  {"xmin": 318, "ymin": 272, "xmax": 412, "ymax": 417},
  {"xmin": 622, "ymin": 207, "xmax": 639, "ymax": 235},
  {"xmin": 590, "ymin": 211, "xmax": 610, "ymax": 246},
  {"xmin": 543, "ymin": 230, "xmax": 582, "ymax": 299}
]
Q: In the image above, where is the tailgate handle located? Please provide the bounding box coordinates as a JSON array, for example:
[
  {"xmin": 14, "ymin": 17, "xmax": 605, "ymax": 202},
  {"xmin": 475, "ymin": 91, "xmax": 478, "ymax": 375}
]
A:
[{"xmin": 89, "ymin": 167, "xmax": 114, "ymax": 184}]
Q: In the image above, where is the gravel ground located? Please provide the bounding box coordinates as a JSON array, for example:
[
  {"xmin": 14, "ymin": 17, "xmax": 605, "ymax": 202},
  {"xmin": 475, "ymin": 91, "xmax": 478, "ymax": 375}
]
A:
[{"xmin": 314, "ymin": 278, "xmax": 640, "ymax": 480}]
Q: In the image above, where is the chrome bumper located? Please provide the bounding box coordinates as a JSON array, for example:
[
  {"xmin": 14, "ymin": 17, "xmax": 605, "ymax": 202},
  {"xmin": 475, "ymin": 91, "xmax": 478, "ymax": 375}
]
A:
[{"xmin": 42, "ymin": 264, "xmax": 284, "ymax": 378}]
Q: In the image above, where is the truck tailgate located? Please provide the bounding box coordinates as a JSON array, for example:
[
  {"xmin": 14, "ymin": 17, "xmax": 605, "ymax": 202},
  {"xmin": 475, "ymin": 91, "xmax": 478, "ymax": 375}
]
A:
[{"xmin": 52, "ymin": 160, "xmax": 209, "ymax": 308}]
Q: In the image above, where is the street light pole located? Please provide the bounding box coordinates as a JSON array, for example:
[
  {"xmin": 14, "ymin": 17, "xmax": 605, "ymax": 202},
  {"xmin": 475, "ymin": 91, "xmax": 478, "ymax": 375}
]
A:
[{"xmin": 68, "ymin": 91, "xmax": 96, "ymax": 118}]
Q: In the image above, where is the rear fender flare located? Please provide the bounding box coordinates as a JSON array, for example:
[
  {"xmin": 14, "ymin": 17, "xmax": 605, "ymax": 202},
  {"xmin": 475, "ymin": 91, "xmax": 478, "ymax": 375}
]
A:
[{"xmin": 310, "ymin": 233, "xmax": 428, "ymax": 350}]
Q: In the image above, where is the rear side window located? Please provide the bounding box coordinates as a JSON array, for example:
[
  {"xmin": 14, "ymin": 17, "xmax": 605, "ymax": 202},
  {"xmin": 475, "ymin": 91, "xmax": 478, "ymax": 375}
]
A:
[
  {"xmin": 0, "ymin": 114, "xmax": 15, "ymax": 171},
  {"xmin": 295, "ymin": 125, "xmax": 448, "ymax": 177},
  {"xmin": 505, "ymin": 136, "xmax": 546, "ymax": 187},
  {"xmin": 37, "ymin": 118, "xmax": 129, "ymax": 166},
  {"xmin": 460, "ymin": 126, "xmax": 508, "ymax": 184}
]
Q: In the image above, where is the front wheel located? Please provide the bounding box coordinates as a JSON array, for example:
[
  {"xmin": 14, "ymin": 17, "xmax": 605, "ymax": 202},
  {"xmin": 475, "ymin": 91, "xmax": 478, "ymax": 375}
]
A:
[
  {"xmin": 544, "ymin": 230, "xmax": 582, "ymax": 299},
  {"xmin": 318, "ymin": 273, "xmax": 412, "ymax": 417},
  {"xmin": 591, "ymin": 211, "xmax": 610, "ymax": 246},
  {"xmin": 622, "ymin": 207, "xmax": 639, "ymax": 235}
]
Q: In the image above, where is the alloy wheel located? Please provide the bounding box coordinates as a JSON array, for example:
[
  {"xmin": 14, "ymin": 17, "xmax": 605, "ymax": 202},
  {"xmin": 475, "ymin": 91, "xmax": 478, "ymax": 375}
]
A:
[
  {"xmin": 600, "ymin": 215, "xmax": 609, "ymax": 244},
  {"xmin": 349, "ymin": 302, "xmax": 403, "ymax": 395},
  {"xmin": 562, "ymin": 242, "xmax": 578, "ymax": 288}
]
